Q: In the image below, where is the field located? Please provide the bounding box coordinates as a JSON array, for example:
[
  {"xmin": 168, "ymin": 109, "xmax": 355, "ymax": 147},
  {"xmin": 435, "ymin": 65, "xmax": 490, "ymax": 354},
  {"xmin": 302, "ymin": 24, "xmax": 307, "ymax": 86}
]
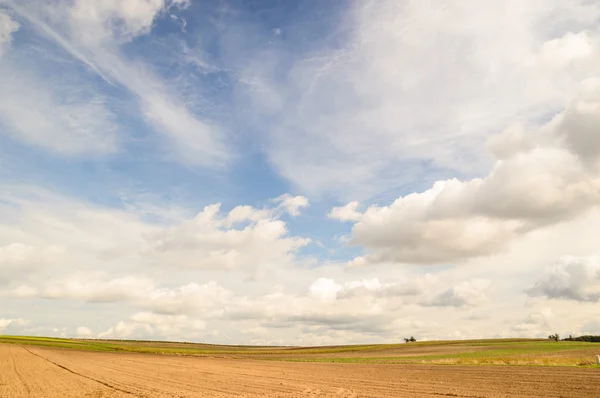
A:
[{"xmin": 1, "ymin": 336, "xmax": 600, "ymax": 397}]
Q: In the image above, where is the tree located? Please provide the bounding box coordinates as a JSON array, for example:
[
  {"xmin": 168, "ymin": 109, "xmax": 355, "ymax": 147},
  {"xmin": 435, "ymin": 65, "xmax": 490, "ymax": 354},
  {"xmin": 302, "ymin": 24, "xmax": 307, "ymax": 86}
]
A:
[
  {"xmin": 548, "ymin": 333, "xmax": 560, "ymax": 341},
  {"xmin": 409, "ymin": 336, "xmax": 417, "ymax": 342}
]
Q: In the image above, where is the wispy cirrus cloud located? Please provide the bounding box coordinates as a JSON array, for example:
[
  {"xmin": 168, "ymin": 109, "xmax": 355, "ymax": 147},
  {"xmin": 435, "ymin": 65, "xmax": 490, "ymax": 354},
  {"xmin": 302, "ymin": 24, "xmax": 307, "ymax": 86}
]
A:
[
  {"xmin": 239, "ymin": 0, "xmax": 600, "ymax": 199},
  {"xmin": 1, "ymin": 0, "xmax": 229, "ymax": 166},
  {"xmin": 0, "ymin": 8, "xmax": 18, "ymax": 56},
  {"xmin": 0, "ymin": 61, "xmax": 120, "ymax": 156}
]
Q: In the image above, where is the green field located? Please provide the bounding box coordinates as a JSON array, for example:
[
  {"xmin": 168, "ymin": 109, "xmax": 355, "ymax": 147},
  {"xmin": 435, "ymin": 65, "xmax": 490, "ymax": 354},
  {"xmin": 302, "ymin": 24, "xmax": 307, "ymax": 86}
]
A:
[{"xmin": 1, "ymin": 335, "xmax": 599, "ymax": 367}]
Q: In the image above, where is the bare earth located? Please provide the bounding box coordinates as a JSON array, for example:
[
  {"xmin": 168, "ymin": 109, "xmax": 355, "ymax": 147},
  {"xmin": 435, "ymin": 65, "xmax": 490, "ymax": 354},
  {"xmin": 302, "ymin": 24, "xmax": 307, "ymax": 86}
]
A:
[{"xmin": 1, "ymin": 344, "xmax": 599, "ymax": 398}]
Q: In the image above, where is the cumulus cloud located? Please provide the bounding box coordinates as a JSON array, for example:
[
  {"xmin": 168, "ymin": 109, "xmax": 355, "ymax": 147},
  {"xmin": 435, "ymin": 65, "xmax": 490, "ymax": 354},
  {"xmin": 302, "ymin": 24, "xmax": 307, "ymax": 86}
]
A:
[
  {"xmin": 308, "ymin": 278, "xmax": 342, "ymax": 302},
  {"xmin": 338, "ymin": 278, "xmax": 426, "ymax": 299},
  {"xmin": 5, "ymin": 185, "xmax": 596, "ymax": 344},
  {"xmin": 98, "ymin": 312, "xmax": 206, "ymax": 340},
  {"xmin": 512, "ymin": 309, "xmax": 553, "ymax": 333},
  {"xmin": 527, "ymin": 255, "xmax": 600, "ymax": 302},
  {"xmin": 11, "ymin": 275, "xmax": 232, "ymax": 320},
  {"xmin": 0, "ymin": 318, "xmax": 28, "ymax": 332},
  {"xmin": 307, "ymin": 277, "xmax": 427, "ymax": 303},
  {"xmin": 0, "ymin": 187, "xmax": 153, "ymax": 279},
  {"xmin": 6, "ymin": 261, "xmax": 464, "ymax": 343},
  {"xmin": 255, "ymin": 303, "xmax": 391, "ymax": 336},
  {"xmin": 75, "ymin": 326, "xmax": 93, "ymax": 337},
  {"xmin": 42, "ymin": 276, "xmax": 156, "ymax": 303},
  {"xmin": 425, "ymin": 280, "xmax": 490, "ymax": 308},
  {"xmin": 144, "ymin": 281, "xmax": 231, "ymax": 315},
  {"xmin": 328, "ymin": 201, "xmax": 361, "ymax": 222},
  {"xmin": 273, "ymin": 194, "xmax": 309, "ymax": 216},
  {"xmin": 581, "ymin": 320, "xmax": 600, "ymax": 335},
  {"xmin": 145, "ymin": 202, "xmax": 310, "ymax": 270},
  {"xmin": 220, "ymin": 275, "xmax": 437, "ymax": 340},
  {"xmin": 335, "ymin": 80, "xmax": 600, "ymax": 265},
  {"xmin": 0, "ymin": 188, "xmax": 310, "ymax": 284},
  {"xmin": 0, "ymin": 243, "xmax": 65, "ymax": 286},
  {"xmin": 0, "ymin": 243, "xmax": 63, "ymax": 271}
]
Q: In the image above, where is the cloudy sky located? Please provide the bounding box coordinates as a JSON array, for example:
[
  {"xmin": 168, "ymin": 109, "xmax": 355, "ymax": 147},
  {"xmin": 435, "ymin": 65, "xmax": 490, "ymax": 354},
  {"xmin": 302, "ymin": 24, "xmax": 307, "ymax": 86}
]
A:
[{"xmin": 1, "ymin": 0, "xmax": 600, "ymax": 345}]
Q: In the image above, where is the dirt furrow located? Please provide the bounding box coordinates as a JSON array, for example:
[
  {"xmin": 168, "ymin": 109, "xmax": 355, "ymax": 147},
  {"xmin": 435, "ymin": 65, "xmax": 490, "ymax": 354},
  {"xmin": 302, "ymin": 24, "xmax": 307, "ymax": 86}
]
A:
[
  {"xmin": 0, "ymin": 344, "xmax": 129, "ymax": 398},
  {"xmin": 21, "ymin": 346, "xmax": 138, "ymax": 396},
  {"xmin": 3, "ymin": 344, "xmax": 600, "ymax": 397}
]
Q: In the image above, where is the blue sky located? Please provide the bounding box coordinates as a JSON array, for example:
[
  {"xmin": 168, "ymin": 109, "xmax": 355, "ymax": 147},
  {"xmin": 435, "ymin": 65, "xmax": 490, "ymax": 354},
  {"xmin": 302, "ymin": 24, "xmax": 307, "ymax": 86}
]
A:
[
  {"xmin": 1, "ymin": 0, "xmax": 600, "ymax": 344},
  {"xmin": 0, "ymin": 0, "xmax": 357, "ymax": 256}
]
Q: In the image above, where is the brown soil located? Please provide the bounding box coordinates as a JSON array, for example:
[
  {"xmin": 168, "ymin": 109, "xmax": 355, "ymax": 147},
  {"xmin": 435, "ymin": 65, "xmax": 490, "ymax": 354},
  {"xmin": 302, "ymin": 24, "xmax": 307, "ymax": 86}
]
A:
[{"xmin": 1, "ymin": 344, "xmax": 599, "ymax": 397}]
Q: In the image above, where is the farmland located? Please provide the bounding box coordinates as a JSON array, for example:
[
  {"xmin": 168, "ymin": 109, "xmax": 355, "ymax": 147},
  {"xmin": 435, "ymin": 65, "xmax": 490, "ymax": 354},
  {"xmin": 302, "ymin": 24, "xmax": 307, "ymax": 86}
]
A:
[{"xmin": 1, "ymin": 336, "xmax": 600, "ymax": 397}]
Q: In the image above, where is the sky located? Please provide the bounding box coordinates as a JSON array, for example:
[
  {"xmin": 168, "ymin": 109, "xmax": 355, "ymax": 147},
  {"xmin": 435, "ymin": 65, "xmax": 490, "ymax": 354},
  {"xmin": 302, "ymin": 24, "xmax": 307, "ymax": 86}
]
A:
[{"xmin": 0, "ymin": 0, "xmax": 600, "ymax": 345}]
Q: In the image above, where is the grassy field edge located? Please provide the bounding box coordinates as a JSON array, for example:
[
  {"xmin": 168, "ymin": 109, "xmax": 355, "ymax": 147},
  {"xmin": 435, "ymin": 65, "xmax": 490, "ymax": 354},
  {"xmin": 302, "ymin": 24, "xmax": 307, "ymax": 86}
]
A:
[{"xmin": 2, "ymin": 335, "xmax": 599, "ymax": 367}]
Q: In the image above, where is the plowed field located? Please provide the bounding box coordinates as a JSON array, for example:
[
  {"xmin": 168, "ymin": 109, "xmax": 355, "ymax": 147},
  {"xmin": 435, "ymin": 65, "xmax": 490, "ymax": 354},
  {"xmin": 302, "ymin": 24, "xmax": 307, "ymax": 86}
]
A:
[{"xmin": 1, "ymin": 343, "xmax": 600, "ymax": 397}]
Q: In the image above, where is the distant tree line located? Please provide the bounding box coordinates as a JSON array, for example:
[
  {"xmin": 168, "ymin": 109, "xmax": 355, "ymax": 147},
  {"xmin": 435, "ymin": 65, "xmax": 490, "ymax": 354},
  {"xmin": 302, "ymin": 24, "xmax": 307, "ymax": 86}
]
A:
[
  {"xmin": 547, "ymin": 334, "xmax": 600, "ymax": 342},
  {"xmin": 563, "ymin": 335, "xmax": 600, "ymax": 342},
  {"xmin": 403, "ymin": 336, "xmax": 417, "ymax": 343}
]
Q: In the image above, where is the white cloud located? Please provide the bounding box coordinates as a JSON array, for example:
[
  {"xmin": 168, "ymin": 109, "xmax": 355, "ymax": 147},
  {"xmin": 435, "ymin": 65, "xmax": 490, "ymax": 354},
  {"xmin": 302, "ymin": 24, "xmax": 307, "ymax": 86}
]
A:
[
  {"xmin": 4, "ymin": 208, "xmax": 600, "ymax": 344},
  {"xmin": 138, "ymin": 89, "xmax": 229, "ymax": 167},
  {"xmin": 68, "ymin": 0, "xmax": 171, "ymax": 46},
  {"xmin": 224, "ymin": 275, "xmax": 434, "ymax": 339},
  {"xmin": 425, "ymin": 279, "xmax": 490, "ymax": 308},
  {"xmin": 0, "ymin": 9, "xmax": 19, "ymax": 56},
  {"xmin": 10, "ymin": 285, "xmax": 37, "ymax": 298},
  {"xmin": 273, "ymin": 194, "xmax": 309, "ymax": 216},
  {"xmin": 99, "ymin": 312, "xmax": 206, "ymax": 340},
  {"xmin": 76, "ymin": 326, "xmax": 93, "ymax": 337},
  {"xmin": 527, "ymin": 255, "xmax": 600, "ymax": 302},
  {"xmin": 1, "ymin": 10, "xmax": 118, "ymax": 157},
  {"xmin": 338, "ymin": 278, "xmax": 425, "ymax": 299},
  {"xmin": 0, "ymin": 64, "xmax": 120, "ymax": 155},
  {"xmin": 0, "ymin": 317, "xmax": 27, "ymax": 332},
  {"xmin": 145, "ymin": 202, "xmax": 310, "ymax": 270},
  {"xmin": 11, "ymin": 273, "xmax": 231, "ymax": 320},
  {"xmin": 308, "ymin": 278, "xmax": 342, "ymax": 302},
  {"xmin": 512, "ymin": 310, "xmax": 553, "ymax": 333},
  {"xmin": 0, "ymin": 242, "xmax": 64, "ymax": 286},
  {"xmin": 0, "ymin": 187, "xmax": 153, "ymax": 277},
  {"xmin": 3, "ymin": 0, "xmax": 228, "ymax": 166},
  {"xmin": 142, "ymin": 281, "xmax": 231, "ymax": 315},
  {"xmin": 43, "ymin": 276, "xmax": 156, "ymax": 303},
  {"xmin": 0, "ymin": 243, "xmax": 63, "ymax": 271},
  {"xmin": 242, "ymin": 0, "xmax": 600, "ymax": 198},
  {"xmin": 223, "ymin": 195, "xmax": 309, "ymax": 227},
  {"xmin": 335, "ymin": 82, "xmax": 600, "ymax": 265},
  {"xmin": 170, "ymin": 0, "xmax": 190, "ymax": 6},
  {"xmin": 65, "ymin": 0, "xmax": 229, "ymax": 167},
  {"xmin": 0, "ymin": 186, "xmax": 312, "ymax": 303},
  {"xmin": 225, "ymin": 205, "xmax": 270, "ymax": 227},
  {"xmin": 328, "ymin": 201, "xmax": 361, "ymax": 222}
]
